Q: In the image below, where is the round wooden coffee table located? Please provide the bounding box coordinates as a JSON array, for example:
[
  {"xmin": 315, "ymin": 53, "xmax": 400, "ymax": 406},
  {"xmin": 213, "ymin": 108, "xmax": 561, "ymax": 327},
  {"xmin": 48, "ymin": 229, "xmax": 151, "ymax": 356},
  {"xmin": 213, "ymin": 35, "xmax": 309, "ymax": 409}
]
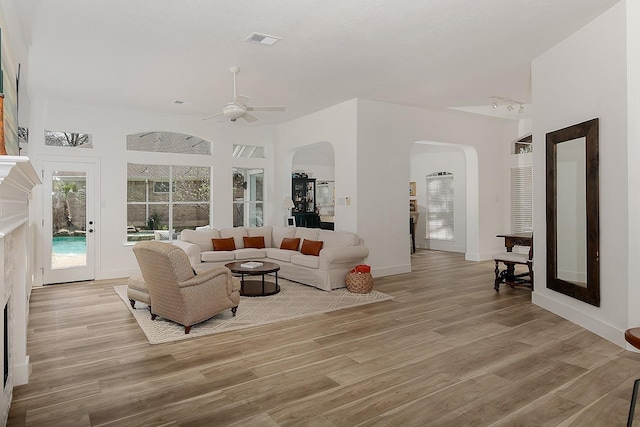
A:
[{"xmin": 225, "ymin": 261, "xmax": 280, "ymax": 297}]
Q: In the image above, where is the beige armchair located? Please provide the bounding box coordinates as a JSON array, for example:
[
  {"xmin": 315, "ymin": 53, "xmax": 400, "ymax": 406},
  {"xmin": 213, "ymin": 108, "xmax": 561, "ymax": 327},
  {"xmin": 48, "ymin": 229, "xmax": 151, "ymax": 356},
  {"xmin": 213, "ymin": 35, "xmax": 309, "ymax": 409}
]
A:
[{"xmin": 132, "ymin": 240, "xmax": 240, "ymax": 333}]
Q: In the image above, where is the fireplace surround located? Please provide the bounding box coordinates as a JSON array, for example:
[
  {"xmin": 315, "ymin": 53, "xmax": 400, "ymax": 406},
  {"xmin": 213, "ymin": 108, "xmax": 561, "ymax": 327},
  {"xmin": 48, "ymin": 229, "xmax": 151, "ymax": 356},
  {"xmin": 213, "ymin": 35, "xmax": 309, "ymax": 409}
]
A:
[{"xmin": 0, "ymin": 156, "xmax": 40, "ymax": 425}]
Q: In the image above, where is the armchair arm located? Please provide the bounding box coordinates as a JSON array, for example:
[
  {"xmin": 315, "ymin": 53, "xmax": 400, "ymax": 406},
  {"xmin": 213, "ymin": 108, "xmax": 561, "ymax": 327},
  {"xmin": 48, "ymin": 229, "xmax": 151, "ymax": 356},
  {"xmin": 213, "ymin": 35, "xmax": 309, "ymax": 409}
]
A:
[
  {"xmin": 178, "ymin": 266, "xmax": 240, "ymax": 295},
  {"xmin": 319, "ymin": 245, "xmax": 369, "ymax": 270},
  {"xmin": 178, "ymin": 266, "xmax": 232, "ymax": 288},
  {"xmin": 172, "ymin": 240, "xmax": 201, "ymax": 267}
]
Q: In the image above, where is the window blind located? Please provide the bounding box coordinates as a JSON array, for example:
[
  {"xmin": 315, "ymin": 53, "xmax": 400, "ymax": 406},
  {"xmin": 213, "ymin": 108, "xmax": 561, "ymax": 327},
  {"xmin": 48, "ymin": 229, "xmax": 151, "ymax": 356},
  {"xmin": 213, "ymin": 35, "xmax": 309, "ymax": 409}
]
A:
[
  {"xmin": 426, "ymin": 173, "xmax": 454, "ymax": 240},
  {"xmin": 511, "ymin": 166, "xmax": 532, "ymax": 232}
]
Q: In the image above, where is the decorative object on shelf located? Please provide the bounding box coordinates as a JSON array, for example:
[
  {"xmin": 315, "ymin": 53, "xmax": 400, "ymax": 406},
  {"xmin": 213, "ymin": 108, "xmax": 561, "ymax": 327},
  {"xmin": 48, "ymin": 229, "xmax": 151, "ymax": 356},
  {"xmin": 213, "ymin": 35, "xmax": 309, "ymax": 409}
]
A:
[
  {"xmin": 515, "ymin": 134, "xmax": 533, "ymax": 154},
  {"xmin": 410, "ymin": 181, "xmax": 416, "ymax": 197}
]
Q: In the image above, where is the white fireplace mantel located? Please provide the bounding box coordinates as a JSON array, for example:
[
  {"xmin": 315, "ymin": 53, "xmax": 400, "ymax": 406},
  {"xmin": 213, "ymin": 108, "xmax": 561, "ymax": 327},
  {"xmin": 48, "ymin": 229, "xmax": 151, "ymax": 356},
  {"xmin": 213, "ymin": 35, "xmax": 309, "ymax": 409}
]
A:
[{"xmin": 0, "ymin": 156, "xmax": 40, "ymax": 425}]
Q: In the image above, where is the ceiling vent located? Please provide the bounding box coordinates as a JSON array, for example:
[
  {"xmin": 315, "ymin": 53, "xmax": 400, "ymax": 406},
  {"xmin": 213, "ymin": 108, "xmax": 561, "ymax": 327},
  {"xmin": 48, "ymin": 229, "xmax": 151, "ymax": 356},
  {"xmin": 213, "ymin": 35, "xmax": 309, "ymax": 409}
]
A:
[{"xmin": 245, "ymin": 32, "xmax": 281, "ymax": 46}]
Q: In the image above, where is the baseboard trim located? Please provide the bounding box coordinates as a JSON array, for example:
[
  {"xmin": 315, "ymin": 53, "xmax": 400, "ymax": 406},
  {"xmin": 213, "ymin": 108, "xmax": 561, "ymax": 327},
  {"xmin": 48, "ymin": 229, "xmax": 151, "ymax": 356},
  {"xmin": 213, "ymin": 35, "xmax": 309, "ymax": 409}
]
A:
[
  {"xmin": 14, "ymin": 355, "xmax": 29, "ymax": 385},
  {"xmin": 532, "ymin": 293, "xmax": 625, "ymax": 348},
  {"xmin": 372, "ymin": 264, "xmax": 411, "ymax": 278}
]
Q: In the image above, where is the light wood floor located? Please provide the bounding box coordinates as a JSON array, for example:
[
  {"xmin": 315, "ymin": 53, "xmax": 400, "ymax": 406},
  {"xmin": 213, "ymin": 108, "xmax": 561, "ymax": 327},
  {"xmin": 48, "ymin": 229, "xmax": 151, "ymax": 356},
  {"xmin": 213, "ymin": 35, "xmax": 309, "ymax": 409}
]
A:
[{"xmin": 8, "ymin": 250, "xmax": 640, "ymax": 426}]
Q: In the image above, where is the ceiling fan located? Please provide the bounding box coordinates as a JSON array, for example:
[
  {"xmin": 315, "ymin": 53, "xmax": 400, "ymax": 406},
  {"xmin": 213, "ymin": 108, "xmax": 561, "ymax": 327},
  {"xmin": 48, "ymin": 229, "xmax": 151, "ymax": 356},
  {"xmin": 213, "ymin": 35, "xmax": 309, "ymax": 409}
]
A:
[{"xmin": 202, "ymin": 66, "xmax": 286, "ymax": 123}]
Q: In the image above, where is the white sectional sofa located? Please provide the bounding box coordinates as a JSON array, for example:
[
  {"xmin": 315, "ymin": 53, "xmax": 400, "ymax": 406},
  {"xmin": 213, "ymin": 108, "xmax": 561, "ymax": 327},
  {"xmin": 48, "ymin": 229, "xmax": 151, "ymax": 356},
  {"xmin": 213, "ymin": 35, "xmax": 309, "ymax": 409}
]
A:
[{"xmin": 171, "ymin": 225, "xmax": 369, "ymax": 291}]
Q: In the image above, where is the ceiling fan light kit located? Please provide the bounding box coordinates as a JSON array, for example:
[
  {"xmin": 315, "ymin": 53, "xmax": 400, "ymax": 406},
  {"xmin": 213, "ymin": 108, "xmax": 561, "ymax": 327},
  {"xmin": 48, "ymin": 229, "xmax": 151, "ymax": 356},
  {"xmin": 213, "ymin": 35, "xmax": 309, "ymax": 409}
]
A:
[{"xmin": 202, "ymin": 66, "xmax": 285, "ymax": 123}]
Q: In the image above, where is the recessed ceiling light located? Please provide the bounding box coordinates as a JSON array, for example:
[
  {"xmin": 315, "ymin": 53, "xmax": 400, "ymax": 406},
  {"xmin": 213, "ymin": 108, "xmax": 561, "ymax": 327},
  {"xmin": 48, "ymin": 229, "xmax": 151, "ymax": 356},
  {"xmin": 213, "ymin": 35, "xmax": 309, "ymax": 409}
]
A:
[{"xmin": 245, "ymin": 32, "xmax": 281, "ymax": 46}]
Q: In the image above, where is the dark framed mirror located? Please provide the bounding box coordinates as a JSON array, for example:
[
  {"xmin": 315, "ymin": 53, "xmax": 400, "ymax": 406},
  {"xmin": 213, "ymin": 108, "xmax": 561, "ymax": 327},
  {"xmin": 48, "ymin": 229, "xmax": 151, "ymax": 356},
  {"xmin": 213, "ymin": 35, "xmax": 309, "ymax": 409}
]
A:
[{"xmin": 546, "ymin": 118, "xmax": 599, "ymax": 306}]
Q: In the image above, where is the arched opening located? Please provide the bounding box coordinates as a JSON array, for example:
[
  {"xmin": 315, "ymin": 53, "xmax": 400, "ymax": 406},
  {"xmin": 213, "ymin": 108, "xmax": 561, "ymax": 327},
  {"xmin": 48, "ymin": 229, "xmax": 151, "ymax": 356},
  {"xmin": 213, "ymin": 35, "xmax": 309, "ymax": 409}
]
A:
[
  {"xmin": 411, "ymin": 141, "xmax": 479, "ymax": 259},
  {"xmin": 290, "ymin": 142, "xmax": 336, "ymax": 228}
]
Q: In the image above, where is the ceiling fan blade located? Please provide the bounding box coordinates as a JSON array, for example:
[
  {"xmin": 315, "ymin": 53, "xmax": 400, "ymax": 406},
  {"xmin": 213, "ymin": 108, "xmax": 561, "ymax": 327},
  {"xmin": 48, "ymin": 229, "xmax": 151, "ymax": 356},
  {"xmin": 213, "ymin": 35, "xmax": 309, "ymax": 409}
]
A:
[
  {"xmin": 242, "ymin": 113, "xmax": 258, "ymax": 123},
  {"xmin": 201, "ymin": 111, "xmax": 223, "ymax": 121},
  {"xmin": 235, "ymin": 95, "xmax": 250, "ymax": 105},
  {"xmin": 246, "ymin": 106, "xmax": 286, "ymax": 112}
]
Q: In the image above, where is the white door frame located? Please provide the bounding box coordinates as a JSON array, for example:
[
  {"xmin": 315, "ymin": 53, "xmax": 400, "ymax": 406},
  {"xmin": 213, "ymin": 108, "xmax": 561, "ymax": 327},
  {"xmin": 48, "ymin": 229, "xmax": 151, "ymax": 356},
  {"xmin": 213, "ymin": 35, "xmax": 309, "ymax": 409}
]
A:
[{"xmin": 42, "ymin": 159, "xmax": 100, "ymax": 284}]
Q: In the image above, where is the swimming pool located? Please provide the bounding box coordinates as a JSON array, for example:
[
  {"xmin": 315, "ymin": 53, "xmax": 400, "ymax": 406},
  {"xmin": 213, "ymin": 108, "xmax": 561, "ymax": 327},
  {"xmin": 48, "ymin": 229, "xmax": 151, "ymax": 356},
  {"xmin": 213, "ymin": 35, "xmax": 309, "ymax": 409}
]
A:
[{"xmin": 52, "ymin": 236, "xmax": 86, "ymax": 255}]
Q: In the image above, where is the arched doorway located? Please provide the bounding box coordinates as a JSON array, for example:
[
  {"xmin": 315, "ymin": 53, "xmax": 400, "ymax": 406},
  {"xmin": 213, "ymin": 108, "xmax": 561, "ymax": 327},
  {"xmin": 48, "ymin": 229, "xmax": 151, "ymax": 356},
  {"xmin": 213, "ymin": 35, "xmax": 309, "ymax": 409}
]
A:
[
  {"xmin": 410, "ymin": 141, "xmax": 479, "ymax": 259},
  {"xmin": 291, "ymin": 142, "xmax": 336, "ymax": 228}
]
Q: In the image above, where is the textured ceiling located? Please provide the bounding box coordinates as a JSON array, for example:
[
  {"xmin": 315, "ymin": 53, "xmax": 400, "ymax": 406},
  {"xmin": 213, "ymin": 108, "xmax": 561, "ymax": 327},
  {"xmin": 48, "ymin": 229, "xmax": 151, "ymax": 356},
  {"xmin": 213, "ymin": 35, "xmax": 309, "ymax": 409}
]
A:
[{"xmin": 15, "ymin": 0, "xmax": 620, "ymax": 125}]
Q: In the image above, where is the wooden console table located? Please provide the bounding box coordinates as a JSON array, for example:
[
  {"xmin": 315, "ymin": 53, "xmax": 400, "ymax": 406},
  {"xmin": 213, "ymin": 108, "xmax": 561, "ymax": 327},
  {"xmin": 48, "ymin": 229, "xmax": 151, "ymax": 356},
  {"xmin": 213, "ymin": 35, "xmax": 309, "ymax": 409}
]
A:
[{"xmin": 497, "ymin": 232, "xmax": 533, "ymax": 258}]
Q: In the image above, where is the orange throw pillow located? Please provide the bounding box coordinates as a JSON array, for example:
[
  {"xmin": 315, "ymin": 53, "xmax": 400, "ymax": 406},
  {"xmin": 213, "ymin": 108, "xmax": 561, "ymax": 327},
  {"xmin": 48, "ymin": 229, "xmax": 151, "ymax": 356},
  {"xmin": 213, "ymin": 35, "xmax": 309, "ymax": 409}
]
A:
[
  {"xmin": 212, "ymin": 237, "xmax": 236, "ymax": 251},
  {"xmin": 300, "ymin": 239, "xmax": 323, "ymax": 256},
  {"xmin": 280, "ymin": 237, "xmax": 301, "ymax": 251},
  {"xmin": 243, "ymin": 236, "xmax": 265, "ymax": 249}
]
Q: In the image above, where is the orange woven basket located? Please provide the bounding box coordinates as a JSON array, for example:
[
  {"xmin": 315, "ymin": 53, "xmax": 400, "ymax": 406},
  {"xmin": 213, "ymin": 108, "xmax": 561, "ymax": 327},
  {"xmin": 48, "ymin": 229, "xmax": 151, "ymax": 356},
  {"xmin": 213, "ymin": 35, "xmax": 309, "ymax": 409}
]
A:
[{"xmin": 345, "ymin": 269, "xmax": 373, "ymax": 293}]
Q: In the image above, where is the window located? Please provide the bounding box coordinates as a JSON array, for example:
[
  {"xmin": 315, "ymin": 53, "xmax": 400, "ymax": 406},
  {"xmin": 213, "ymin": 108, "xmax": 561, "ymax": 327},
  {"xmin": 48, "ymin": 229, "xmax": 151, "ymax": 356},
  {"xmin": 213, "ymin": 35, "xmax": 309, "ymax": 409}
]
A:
[
  {"xmin": 127, "ymin": 164, "xmax": 210, "ymax": 241},
  {"xmin": 45, "ymin": 130, "xmax": 93, "ymax": 148},
  {"xmin": 233, "ymin": 144, "xmax": 265, "ymax": 158},
  {"xmin": 511, "ymin": 166, "xmax": 533, "ymax": 233},
  {"xmin": 426, "ymin": 172, "xmax": 454, "ymax": 240},
  {"xmin": 127, "ymin": 131, "xmax": 211, "ymax": 155},
  {"xmin": 233, "ymin": 168, "xmax": 264, "ymax": 227}
]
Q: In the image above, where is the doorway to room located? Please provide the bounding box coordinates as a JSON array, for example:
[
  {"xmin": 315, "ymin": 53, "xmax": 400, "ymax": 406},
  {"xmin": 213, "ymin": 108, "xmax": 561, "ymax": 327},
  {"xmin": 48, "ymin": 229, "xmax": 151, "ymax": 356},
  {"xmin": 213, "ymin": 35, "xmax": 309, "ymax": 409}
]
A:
[
  {"xmin": 410, "ymin": 141, "xmax": 479, "ymax": 259},
  {"xmin": 42, "ymin": 160, "xmax": 98, "ymax": 284}
]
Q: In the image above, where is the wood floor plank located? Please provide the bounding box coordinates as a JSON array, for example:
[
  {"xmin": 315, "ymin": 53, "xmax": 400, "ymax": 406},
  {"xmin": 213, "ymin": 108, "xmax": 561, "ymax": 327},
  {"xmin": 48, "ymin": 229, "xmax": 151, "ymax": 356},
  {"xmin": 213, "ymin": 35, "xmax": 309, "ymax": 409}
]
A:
[{"xmin": 7, "ymin": 250, "xmax": 639, "ymax": 426}]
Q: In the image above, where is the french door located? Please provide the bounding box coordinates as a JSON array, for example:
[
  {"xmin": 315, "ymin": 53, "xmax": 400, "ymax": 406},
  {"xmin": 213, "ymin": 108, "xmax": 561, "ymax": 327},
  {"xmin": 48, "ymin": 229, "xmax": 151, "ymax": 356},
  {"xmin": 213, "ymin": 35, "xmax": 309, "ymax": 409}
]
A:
[{"xmin": 43, "ymin": 161, "xmax": 97, "ymax": 284}]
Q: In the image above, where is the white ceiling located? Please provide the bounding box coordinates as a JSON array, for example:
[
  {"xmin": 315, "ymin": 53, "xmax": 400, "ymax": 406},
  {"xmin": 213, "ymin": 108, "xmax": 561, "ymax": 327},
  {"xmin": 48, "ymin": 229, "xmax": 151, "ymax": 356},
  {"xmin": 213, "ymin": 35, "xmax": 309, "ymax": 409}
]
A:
[{"xmin": 14, "ymin": 0, "xmax": 620, "ymax": 125}]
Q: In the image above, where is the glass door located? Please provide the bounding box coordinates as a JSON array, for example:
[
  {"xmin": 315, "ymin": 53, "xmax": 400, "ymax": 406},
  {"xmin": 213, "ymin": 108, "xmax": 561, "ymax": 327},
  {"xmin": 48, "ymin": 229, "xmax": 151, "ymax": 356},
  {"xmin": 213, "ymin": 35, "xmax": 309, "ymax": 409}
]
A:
[{"xmin": 43, "ymin": 161, "xmax": 96, "ymax": 284}]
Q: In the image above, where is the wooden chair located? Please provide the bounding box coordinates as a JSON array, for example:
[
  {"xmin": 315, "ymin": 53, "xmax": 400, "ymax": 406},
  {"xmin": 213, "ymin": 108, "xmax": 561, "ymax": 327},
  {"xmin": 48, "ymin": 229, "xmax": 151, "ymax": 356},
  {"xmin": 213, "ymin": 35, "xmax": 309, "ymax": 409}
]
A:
[
  {"xmin": 493, "ymin": 246, "xmax": 533, "ymax": 292},
  {"xmin": 625, "ymin": 328, "xmax": 640, "ymax": 426}
]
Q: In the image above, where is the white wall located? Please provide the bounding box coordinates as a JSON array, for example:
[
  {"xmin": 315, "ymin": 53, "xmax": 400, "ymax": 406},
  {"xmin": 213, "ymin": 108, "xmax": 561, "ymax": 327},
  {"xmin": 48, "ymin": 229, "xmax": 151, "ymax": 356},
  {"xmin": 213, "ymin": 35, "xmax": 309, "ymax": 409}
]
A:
[
  {"xmin": 531, "ymin": 1, "xmax": 629, "ymax": 346},
  {"xmin": 275, "ymin": 100, "xmax": 359, "ymax": 231},
  {"xmin": 410, "ymin": 143, "xmax": 467, "ymax": 253},
  {"xmin": 355, "ymin": 99, "xmax": 519, "ymax": 276},
  {"xmin": 27, "ymin": 98, "xmax": 276, "ymax": 283},
  {"xmin": 277, "ymin": 98, "xmax": 518, "ymax": 277}
]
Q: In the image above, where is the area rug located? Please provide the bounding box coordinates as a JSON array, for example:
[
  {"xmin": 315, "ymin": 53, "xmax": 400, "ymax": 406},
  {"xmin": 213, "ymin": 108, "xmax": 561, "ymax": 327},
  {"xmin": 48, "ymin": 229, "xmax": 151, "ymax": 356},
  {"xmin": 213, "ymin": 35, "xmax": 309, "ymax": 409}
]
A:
[{"xmin": 114, "ymin": 280, "xmax": 394, "ymax": 344}]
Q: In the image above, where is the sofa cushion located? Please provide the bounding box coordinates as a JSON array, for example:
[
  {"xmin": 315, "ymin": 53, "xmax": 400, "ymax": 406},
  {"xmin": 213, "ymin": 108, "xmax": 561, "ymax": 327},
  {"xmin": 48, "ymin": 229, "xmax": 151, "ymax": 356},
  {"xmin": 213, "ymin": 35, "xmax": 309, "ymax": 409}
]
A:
[
  {"xmin": 265, "ymin": 248, "xmax": 296, "ymax": 262},
  {"xmin": 213, "ymin": 237, "xmax": 236, "ymax": 251},
  {"xmin": 220, "ymin": 227, "xmax": 247, "ymax": 249},
  {"xmin": 243, "ymin": 236, "xmax": 265, "ymax": 249},
  {"xmin": 272, "ymin": 226, "xmax": 295, "ymax": 248},
  {"xmin": 318, "ymin": 230, "xmax": 359, "ymax": 248},
  {"xmin": 295, "ymin": 228, "xmax": 320, "ymax": 249},
  {"xmin": 300, "ymin": 239, "xmax": 323, "ymax": 256},
  {"xmin": 181, "ymin": 228, "xmax": 220, "ymax": 252},
  {"xmin": 280, "ymin": 237, "xmax": 301, "ymax": 251},
  {"xmin": 291, "ymin": 254, "xmax": 320, "ymax": 269},
  {"xmin": 247, "ymin": 226, "xmax": 273, "ymax": 248},
  {"xmin": 201, "ymin": 250, "xmax": 235, "ymax": 262},
  {"xmin": 234, "ymin": 248, "xmax": 267, "ymax": 260}
]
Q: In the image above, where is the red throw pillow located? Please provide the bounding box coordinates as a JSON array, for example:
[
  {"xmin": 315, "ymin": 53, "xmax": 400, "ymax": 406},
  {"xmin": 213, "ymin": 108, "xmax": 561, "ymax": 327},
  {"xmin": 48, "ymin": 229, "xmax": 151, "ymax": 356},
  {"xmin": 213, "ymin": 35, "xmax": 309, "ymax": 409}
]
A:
[
  {"xmin": 280, "ymin": 237, "xmax": 301, "ymax": 251},
  {"xmin": 212, "ymin": 237, "xmax": 236, "ymax": 251},
  {"xmin": 243, "ymin": 236, "xmax": 265, "ymax": 249},
  {"xmin": 300, "ymin": 239, "xmax": 323, "ymax": 256}
]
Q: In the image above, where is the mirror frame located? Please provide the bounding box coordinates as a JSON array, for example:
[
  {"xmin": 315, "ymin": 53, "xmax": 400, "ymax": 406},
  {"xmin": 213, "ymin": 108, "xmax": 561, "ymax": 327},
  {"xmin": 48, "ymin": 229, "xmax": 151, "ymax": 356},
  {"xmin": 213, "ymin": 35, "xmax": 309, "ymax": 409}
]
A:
[{"xmin": 546, "ymin": 118, "xmax": 600, "ymax": 306}]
